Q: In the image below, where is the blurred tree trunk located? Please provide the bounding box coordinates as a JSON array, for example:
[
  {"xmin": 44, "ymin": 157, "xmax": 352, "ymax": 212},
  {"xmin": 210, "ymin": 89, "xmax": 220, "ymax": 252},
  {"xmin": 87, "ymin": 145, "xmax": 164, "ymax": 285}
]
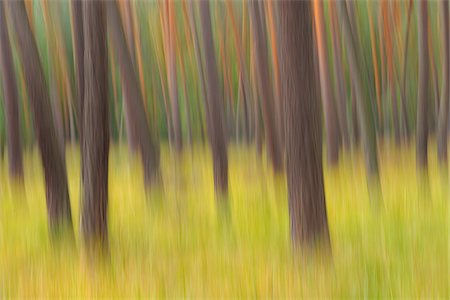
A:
[
  {"xmin": 163, "ymin": 1, "xmax": 183, "ymax": 152},
  {"xmin": 400, "ymin": 0, "xmax": 413, "ymax": 141},
  {"xmin": 313, "ymin": 0, "xmax": 340, "ymax": 165},
  {"xmin": 71, "ymin": 0, "xmax": 83, "ymax": 140},
  {"xmin": 264, "ymin": 1, "xmax": 284, "ymax": 149},
  {"xmin": 329, "ymin": 1, "xmax": 350, "ymax": 149},
  {"xmin": 0, "ymin": 2, "xmax": 24, "ymax": 180},
  {"xmin": 199, "ymin": 1, "xmax": 228, "ymax": 196},
  {"xmin": 437, "ymin": 0, "xmax": 449, "ymax": 164},
  {"xmin": 279, "ymin": 1, "xmax": 329, "ymax": 247},
  {"xmin": 337, "ymin": 2, "xmax": 381, "ymax": 201},
  {"xmin": 80, "ymin": 1, "xmax": 109, "ymax": 247},
  {"xmin": 8, "ymin": 1, "xmax": 73, "ymax": 235},
  {"xmin": 416, "ymin": 0, "xmax": 429, "ymax": 169},
  {"xmin": 381, "ymin": 2, "xmax": 401, "ymax": 145},
  {"xmin": 367, "ymin": 2, "xmax": 382, "ymax": 134},
  {"xmin": 249, "ymin": 1, "xmax": 283, "ymax": 172},
  {"xmin": 226, "ymin": 1, "xmax": 252, "ymax": 143},
  {"xmin": 107, "ymin": 1, "xmax": 160, "ymax": 186}
]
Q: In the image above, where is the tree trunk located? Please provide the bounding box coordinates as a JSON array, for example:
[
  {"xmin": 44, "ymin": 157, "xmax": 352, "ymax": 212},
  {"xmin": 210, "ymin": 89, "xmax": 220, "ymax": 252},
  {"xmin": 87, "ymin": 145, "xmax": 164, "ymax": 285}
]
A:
[
  {"xmin": 437, "ymin": 0, "xmax": 449, "ymax": 164},
  {"xmin": 7, "ymin": 1, "xmax": 72, "ymax": 235},
  {"xmin": 80, "ymin": 1, "xmax": 109, "ymax": 247},
  {"xmin": 417, "ymin": 0, "xmax": 429, "ymax": 169},
  {"xmin": 164, "ymin": 1, "xmax": 182, "ymax": 152},
  {"xmin": 337, "ymin": 2, "xmax": 380, "ymax": 183},
  {"xmin": 279, "ymin": 0, "xmax": 329, "ymax": 247},
  {"xmin": 249, "ymin": 1, "xmax": 283, "ymax": 172},
  {"xmin": 71, "ymin": 0, "xmax": 83, "ymax": 140},
  {"xmin": 198, "ymin": 1, "xmax": 228, "ymax": 196},
  {"xmin": 107, "ymin": 1, "xmax": 160, "ymax": 186},
  {"xmin": 0, "ymin": 2, "xmax": 23, "ymax": 180},
  {"xmin": 313, "ymin": 0, "xmax": 341, "ymax": 165},
  {"xmin": 329, "ymin": 1, "xmax": 350, "ymax": 149}
]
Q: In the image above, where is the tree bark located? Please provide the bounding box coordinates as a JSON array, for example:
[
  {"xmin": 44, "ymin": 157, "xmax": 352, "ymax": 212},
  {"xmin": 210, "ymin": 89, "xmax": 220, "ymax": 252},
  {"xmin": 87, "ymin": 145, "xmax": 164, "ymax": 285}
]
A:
[
  {"xmin": 7, "ymin": 1, "xmax": 73, "ymax": 234},
  {"xmin": 107, "ymin": 1, "xmax": 160, "ymax": 186},
  {"xmin": 0, "ymin": 2, "xmax": 23, "ymax": 180},
  {"xmin": 313, "ymin": 0, "xmax": 341, "ymax": 165},
  {"xmin": 417, "ymin": 0, "xmax": 429, "ymax": 169},
  {"xmin": 437, "ymin": 0, "xmax": 450, "ymax": 164},
  {"xmin": 279, "ymin": 1, "xmax": 329, "ymax": 247},
  {"xmin": 249, "ymin": 1, "xmax": 283, "ymax": 172},
  {"xmin": 80, "ymin": 1, "xmax": 109, "ymax": 247},
  {"xmin": 198, "ymin": 1, "xmax": 228, "ymax": 195}
]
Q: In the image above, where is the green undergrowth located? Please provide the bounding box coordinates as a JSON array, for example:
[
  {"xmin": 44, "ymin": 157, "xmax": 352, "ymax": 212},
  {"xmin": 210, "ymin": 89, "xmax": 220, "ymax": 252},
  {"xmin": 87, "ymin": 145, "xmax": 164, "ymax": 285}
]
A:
[{"xmin": 0, "ymin": 142, "xmax": 447, "ymax": 297}]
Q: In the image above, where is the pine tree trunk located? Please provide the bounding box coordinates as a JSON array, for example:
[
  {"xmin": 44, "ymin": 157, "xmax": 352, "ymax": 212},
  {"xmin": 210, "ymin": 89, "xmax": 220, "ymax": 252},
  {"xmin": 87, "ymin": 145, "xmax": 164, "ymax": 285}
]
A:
[
  {"xmin": 107, "ymin": 1, "xmax": 160, "ymax": 186},
  {"xmin": 165, "ymin": 1, "xmax": 182, "ymax": 152},
  {"xmin": 337, "ymin": 2, "xmax": 380, "ymax": 182},
  {"xmin": 279, "ymin": 0, "xmax": 329, "ymax": 247},
  {"xmin": 8, "ymin": 1, "xmax": 72, "ymax": 235},
  {"xmin": 71, "ymin": 0, "xmax": 83, "ymax": 140},
  {"xmin": 198, "ymin": 1, "xmax": 228, "ymax": 195},
  {"xmin": 329, "ymin": 1, "xmax": 350, "ymax": 149},
  {"xmin": 0, "ymin": 2, "xmax": 23, "ymax": 180},
  {"xmin": 313, "ymin": 0, "xmax": 341, "ymax": 165},
  {"xmin": 437, "ymin": 0, "xmax": 449, "ymax": 164},
  {"xmin": 417, "ymin": 0, "xmax": 429, "ymax": 169},
  {"xmin": 249, "ymin": 1, "xmax": 283, "ymax": 172},
  {"xmin": 80, "ymin": 1, "xmax": 109, "ymax": 247}
]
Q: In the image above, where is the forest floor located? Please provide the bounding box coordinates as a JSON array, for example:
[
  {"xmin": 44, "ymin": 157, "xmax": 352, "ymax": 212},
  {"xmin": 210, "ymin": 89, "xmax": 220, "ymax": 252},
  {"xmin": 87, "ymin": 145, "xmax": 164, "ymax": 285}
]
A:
[{"xmin": 0, "ymin": 142, "xmax": 447, "ymax": 297}]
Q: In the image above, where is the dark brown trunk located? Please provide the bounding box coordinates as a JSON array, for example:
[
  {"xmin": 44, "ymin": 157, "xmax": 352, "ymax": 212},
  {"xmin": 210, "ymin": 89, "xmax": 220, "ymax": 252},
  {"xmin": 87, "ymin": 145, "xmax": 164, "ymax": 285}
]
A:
[
  {"xmin": 279, "ymin": 1, "xmax": 329, "ymax": 247},
  {"xmin": 417, "ymin": 1, "xmax": 429, "ymax": 169},
  {"xmin": 80, "ymin": 1, "xmax": 109, "ymax": 247},
  {"xmin": 249, "ymin": 1, "xmax": 283, "ymax": 172},
  {"xmin": 8, "ymin": 1, "xmax": 72, "ymax": 234},
  {"xmin": 199, "ymin": 1, "xmax": 228, "ymax": 195},
  {"xmin": 107, "ymin": 1, "xmax": 160, "ymax": 186},
  {"xmin": 0, "ymin": 2, "xmax": 23, "ymax": 180},
  {"xmin": 437, "ymin": 0, "xmax": 450, "ymax": 164},
  {"xmin": 314, "ymin": 0, "xmax": 341, "ymax": 165}
]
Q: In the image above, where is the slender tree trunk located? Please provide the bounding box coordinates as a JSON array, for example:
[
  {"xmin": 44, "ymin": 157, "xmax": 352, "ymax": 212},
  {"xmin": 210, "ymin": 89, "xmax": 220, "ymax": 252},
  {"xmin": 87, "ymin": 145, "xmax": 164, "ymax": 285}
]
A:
[
  {"xmin": 279, "ymin": 0, "xmax": 329, "ymax": 247},
  {"xmin": 417, "ymin": 0, "xmax": 429, "ymax": 169},
  {"xmin": 107, "ymin": 1, "xmax": 160, "ymax": 186},
  {"xmin": 329, "ymin": 1, "xmax": 350, "ymax": 149},
  {"xmin": 264, "ymin": 1, "xmax": 284, "ymax": 150},
  {"xmin": 198, "ymin": 1, "xmax": 228, "ymax": 195},
  {"xmin": 164, "ymin": 1, "xmax": 182, "ymax": 152},
  {"xmin": 179, "ymin": 52, "xmax": 193, "ymax": 146},
  {"xmin": 437, "ymin": 0, "xmax": 450, "ymax": 164},
  {"xmin": 337, "ymin": 2, "xmax": 381, "ymax": 200},
  {"xmin": 249, "ymin": 1, "xmax": 283, "ymax": 172},
  {"xmin": 225, "ymin": 1, "xmax": 252, "ymax": 143},
  {"xmin": 81, "ymin": 1, "xmax": 109, "ymax": 247},
  {"xmin": 0, "ymin": 2, "xmax": 23, "ymax": 180},
  {"xmin": 71, "ymin": 0, "xmax": 83, "ymax": 140},
  {"xmin": 400, "ymin": 0, "xmax": 414, "ymax": 141},
  {"xmin": 314, "ymin": 0, "xmax": 341, "ymax": 165},
  {"xmin": 367, "ymin": 2, "xmax": 382, "ymax": 133},
  {"xmin": 8, "ymin": 1, "xmax": 72, "ymax": 234}
]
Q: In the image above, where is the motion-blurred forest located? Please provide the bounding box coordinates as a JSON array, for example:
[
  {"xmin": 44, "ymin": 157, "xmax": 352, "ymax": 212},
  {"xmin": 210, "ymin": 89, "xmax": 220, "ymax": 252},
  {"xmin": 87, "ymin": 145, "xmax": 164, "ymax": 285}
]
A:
[{"xmin": 0, "ymin": 0, "xmax": 448, "ymax": 297}]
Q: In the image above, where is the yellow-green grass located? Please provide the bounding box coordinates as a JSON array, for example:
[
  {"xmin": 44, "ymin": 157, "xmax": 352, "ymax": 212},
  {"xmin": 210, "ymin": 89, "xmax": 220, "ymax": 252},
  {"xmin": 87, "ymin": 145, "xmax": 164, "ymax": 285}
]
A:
[{"xmin": 0, "ymin": 142, "xmax": 447, "ymax": 297}]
